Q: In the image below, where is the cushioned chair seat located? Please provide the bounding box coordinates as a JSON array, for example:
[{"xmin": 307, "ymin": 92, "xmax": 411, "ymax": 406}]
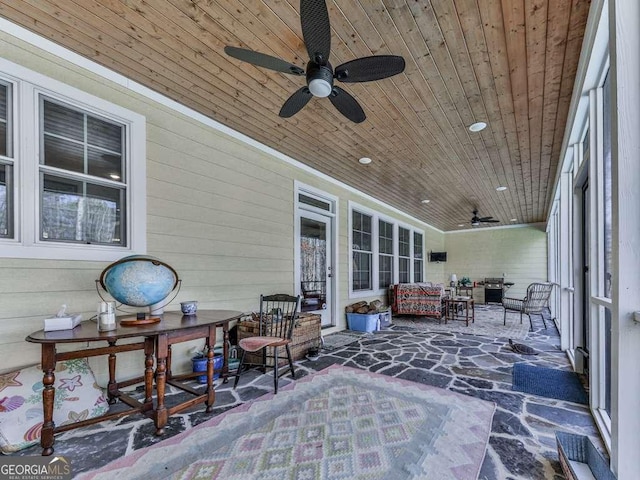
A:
[{"xmin": 238, "ymin": 336, "xmax": 290, "ymax": 352}]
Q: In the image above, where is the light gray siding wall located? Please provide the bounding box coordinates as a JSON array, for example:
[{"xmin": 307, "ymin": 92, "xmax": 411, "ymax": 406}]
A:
[
  {"xmin": 0, "ymin": 32, "xmax": 444, "ymax": 379},
  {"xmin": 444, "ymin": 225, "xmax": 548, "ymax": 300}
]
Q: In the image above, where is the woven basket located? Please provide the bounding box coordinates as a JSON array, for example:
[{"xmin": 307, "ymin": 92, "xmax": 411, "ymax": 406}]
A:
[
  {"xmin": 556, "ymin": 432, "xmax": 616, "ymax": 480},
  {"xmin": 237, "ymin": 313, "xmax": 321, "ymax": 367}
]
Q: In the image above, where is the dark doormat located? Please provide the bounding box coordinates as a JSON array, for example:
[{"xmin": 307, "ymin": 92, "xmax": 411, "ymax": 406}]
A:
[{"xmin": 512, "ymin": 363, "xmax": 588, "ymax": 404}]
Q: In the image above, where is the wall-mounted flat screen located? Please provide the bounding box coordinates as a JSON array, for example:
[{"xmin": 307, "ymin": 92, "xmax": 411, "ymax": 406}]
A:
[{"xmin": 429, "ymin": 251, "xmax": 447, "ymax": 262}]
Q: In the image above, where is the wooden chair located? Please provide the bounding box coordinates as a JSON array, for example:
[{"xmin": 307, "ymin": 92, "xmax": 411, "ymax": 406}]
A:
[
  {"xmin": 502, "ymin": 282, "xmax": 554, "ymax": 331},
  {"xmin": 233, "ymin": 294, "xmax": 301, "ymax": 394}
]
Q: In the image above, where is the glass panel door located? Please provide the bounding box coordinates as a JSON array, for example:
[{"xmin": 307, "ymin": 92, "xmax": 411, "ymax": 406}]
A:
[{"xmin": 299, "ymin": 211, "xmax": 332, "ymax": 327}]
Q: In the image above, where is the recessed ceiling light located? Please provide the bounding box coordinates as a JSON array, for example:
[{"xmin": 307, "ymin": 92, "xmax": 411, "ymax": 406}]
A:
[
  {"xmin": 421, "ymin": 199, "xmax": 430, "ymax": 204},
  {"xmin": 458, "ymin": 224, "xmax": 465, "ymax": 227},
  {"xmin": 496, "ymin": 186, "xmax": 508, "ymax": 191},
  {"xmin": 468, "ymin": 122, "xmax": 487, "ymax": 132},
  {"xmin": 109, "ymin": 173, "xmax": 121, "ymax": 180},
  {"xmin": 358, "ymin": 157, "xmax": 372, "ymax": 165},
  {"xmin": 510, "ymin": 218, "xmax": 518, "ymax": 222}
]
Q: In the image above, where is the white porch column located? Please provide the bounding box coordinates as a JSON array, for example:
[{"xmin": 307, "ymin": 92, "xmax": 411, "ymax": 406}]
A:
[
  {"xmin": 609, "ymin": 0, "xmax": 640, "ymax": 476},
  {"xmin": 559, "ymin": 172, "xmax": 572, "ymax": 351}
]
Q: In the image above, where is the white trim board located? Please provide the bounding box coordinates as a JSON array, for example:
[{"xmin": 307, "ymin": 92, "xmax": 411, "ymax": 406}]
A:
[
  {"xmin": 0, "ymin": 17, "xmax": 443, "ymax": 235},
  {"xmin": 446, "ymin": 222, "xmax": 546, "ymax": 234},
  {"xmin": 546, "ymin": 0, "xmax": 608, "ymax": 223}
]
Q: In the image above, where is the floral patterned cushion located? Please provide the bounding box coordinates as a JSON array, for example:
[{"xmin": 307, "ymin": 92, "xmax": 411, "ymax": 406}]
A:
[{"xmin": 0, "ymin": 358, "xmax": 108, "ymax": 453}]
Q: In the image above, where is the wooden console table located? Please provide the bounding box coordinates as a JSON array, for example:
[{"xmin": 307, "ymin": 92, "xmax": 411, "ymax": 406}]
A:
[{"xmin": 26, "ymin": 309, "xmax": 242, "ymax": 456}]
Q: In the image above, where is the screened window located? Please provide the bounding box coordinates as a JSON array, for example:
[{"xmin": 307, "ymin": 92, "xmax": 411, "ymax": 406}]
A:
[
  {"xmin": 602, "ymin": 73, "xmax": 612, "ymax": 299},
  {"xmin": 40, "ymin": 98, "xmax": 126, "ymax": 245},
  {"xmin": 398, "ymin": 227, "xmax": 410, "ymax": 283},
  {"xmin": 413, "ymin": 231, "xmax": 424, "ymax": 282},
  {"xmin": 352, "ymin": 211, "xmax": 372, "ymax": 291},
  {"xmin": 379, "ymin": 220, "xmax": 394, "ymax": 289}
]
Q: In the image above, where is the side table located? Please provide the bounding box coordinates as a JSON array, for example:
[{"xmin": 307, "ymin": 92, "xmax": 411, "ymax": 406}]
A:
[
  {"xmin": 445, "ymin": 297, "xmax": 475, "ymax": 326},
  {"xmin": 456, "ymin": 286, "xmax": 474, "ymax": 298}
]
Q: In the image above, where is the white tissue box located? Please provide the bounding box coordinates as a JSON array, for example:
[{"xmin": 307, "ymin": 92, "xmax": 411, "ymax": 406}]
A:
[{"xmin": 44, "ymin": 314, "xmax": 82, "ymax": 332}]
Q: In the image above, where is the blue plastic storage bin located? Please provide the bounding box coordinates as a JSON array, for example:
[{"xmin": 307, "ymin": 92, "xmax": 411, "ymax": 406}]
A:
[
  {"xmin": 346, "ymin": 313, "xmax": 379, "ymax": 332},
  {"xmin": 378, "ymin": 309, "xmax": 392, "ymax": 328}
]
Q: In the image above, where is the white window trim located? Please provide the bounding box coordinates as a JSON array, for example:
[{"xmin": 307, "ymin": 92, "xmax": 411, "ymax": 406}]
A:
[
  {"xmin": 350, "ymin": 208, "xmax": 374, "ymax": 297},
  {"xmin": 348, "ymin": 201, "xmax": 425, "ymax": 299},
  {"xmin": 413, "ymin": 230, "xmax": 425, "ymax": 282},
  {"xmin": 293, "ymin": 181, "xmax": 340, "ymax": 328},
  {"xmin": 0, "ymin": 58, "xmax": 146, "ymax": 261},
  {"xmin": 397, "ymin": 225, "xmax": 411, "ymax": 283}
]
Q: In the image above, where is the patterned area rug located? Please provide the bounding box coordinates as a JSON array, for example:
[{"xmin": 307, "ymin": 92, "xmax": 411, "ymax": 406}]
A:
[
  {"xmin": 78, "ymin": 365, "xmax": 495, "ymax": 480},
  {"xmin": 391, "ymin": 304, "xmax": 532, "ymax": 340}
]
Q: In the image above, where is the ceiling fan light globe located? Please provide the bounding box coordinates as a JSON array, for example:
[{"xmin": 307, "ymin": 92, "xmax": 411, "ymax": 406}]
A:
[
  {"xmin": 309, "ymin": 78, "xmax": 332, "ymax": 97},
  {"xmin": 472, "ymin": 221, "xmax": 480, "ymax": 227}
]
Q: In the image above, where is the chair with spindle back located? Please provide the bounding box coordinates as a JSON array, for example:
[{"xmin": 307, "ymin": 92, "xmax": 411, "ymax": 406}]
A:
[{"xmin": 233, "ymin": 294, "xmax": 301, "ymax": 394}]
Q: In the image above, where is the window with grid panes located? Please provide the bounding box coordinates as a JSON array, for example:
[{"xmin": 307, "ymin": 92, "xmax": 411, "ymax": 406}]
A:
[
  {"xmin": 0, "ymin": 61, "xmax": 145, "ymax": 260},
  {"xmin": 0, "ymin": 80, "xmax": 12, "ymax": 238},
  {"xmin": 398, "ymin": 227, "xmax": 410, "ymax": 283},
  {"xmin": 352, "ymin": 210, "xmax": 372, "ymax": 291},
  {"xmin": 40, "ymin": 97, "xmax": 126, "ymax": 245},
  {"xmin": 379, "ymin": 220, "xmax": 394, "ymax": 289},
  {"xmin": 413, "ymin": 231, "xmax": 424, "ymax": 282}
]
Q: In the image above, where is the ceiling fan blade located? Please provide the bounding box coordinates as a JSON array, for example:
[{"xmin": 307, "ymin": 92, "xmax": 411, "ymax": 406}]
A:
[
  {"xmin": 335, "ymin": 55, "xmax": 406, "ymax": 83},
  {"xmin": 329, "ymin": 86, "xmax": 366, "ymax": 123},
  {"xmin": 279, "ymin": 87, "xmax": 313, "ymax": 118},
  {"xmin": 478, "ymin": 216, "xmax": 494, "ymax": 222},
  {"xmin": 482, "ymin": 219, "xmax": 500, "ymax": 223},
  {"xmin": 300, "ymin": 0, "xmax": 331, "ymax": 64},
  {"xmin": 224, "ymin": 46, "xmax": 304, "ymax": 75}
]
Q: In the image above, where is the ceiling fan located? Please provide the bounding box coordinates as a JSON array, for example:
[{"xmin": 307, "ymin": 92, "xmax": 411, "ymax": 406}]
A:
[
  {"xmin": 471, "ymin": 210, "xmax": 499, "ymax": 227},
  {"xmin": 224, "ymin": 0, "xmax": 406, "ymax": 123}
]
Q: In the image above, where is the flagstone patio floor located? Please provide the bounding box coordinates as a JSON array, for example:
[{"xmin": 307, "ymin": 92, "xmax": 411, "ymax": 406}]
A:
[{"xmin": 15, "ymin": 311, "xmax": 604, "ymax": 480}]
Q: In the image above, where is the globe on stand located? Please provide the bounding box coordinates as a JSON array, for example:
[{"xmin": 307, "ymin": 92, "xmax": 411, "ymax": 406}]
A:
[{"xmin": 97, "ymin": 255, "xmax": 180, "ymax": 327}]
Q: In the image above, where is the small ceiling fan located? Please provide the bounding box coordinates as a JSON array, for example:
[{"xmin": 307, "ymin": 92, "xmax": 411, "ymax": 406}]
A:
[
  {"xmin": 471, "ymin": 210, "xmax": 499, "ymax": 227},
  {"xmin": 224, "ymin": 0, "xmax": 406, "ymax": 123}
]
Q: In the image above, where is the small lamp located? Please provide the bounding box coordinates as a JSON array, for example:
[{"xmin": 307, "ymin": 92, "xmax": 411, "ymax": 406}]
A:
[{"xmin": 450, "ymin": 273, "xmax": 457, "ymax": 288}]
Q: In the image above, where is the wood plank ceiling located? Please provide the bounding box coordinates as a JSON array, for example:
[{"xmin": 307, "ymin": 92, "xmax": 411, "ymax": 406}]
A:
[{"xmin": 0, "ymin": 0, "xmax": 590, "ymax": 230}]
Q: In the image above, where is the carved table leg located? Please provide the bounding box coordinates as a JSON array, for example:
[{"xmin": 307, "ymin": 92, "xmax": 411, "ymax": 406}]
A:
[
  {"xmin": 222, "ymin": 321, "xmax": 229, "ymax": 383},
  {"xmin": 41, "ymin": 344, "xmax": 56, "ymax": 456},
  {"xmin": 107, "ymin": 340, "xmax": 118, "ymax": 404},
  {"xmin": 143, "ymin": 337, "xmax": 154, "ymax": 412},
  {"xmin": 154, "ymin": 334, "xmax": 168, "ymax": 435},
  {"xmin": 205, "ymin": 325, "xmax": 216, "ymax": 412},
  {"xmin": 167, "ymin": 344, "xmax": 173, "ymax": 379}
]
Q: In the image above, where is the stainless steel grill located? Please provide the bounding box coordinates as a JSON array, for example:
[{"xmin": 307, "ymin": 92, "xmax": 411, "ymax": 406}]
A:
[{"xmin": 484, "ymin": 277, "xmax": 504, "ymax": 303}]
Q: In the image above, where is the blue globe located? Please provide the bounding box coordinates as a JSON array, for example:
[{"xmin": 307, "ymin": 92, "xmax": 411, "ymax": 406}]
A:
[{"xmin": 99, "ymin": 255, "xmax": 179, "ymax": 307}]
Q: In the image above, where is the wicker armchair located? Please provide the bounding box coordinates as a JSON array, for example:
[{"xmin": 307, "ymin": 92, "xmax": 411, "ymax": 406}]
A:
[{"xmin": 502, "ymin": 282, "xmax": 554, "ymax": 331}]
